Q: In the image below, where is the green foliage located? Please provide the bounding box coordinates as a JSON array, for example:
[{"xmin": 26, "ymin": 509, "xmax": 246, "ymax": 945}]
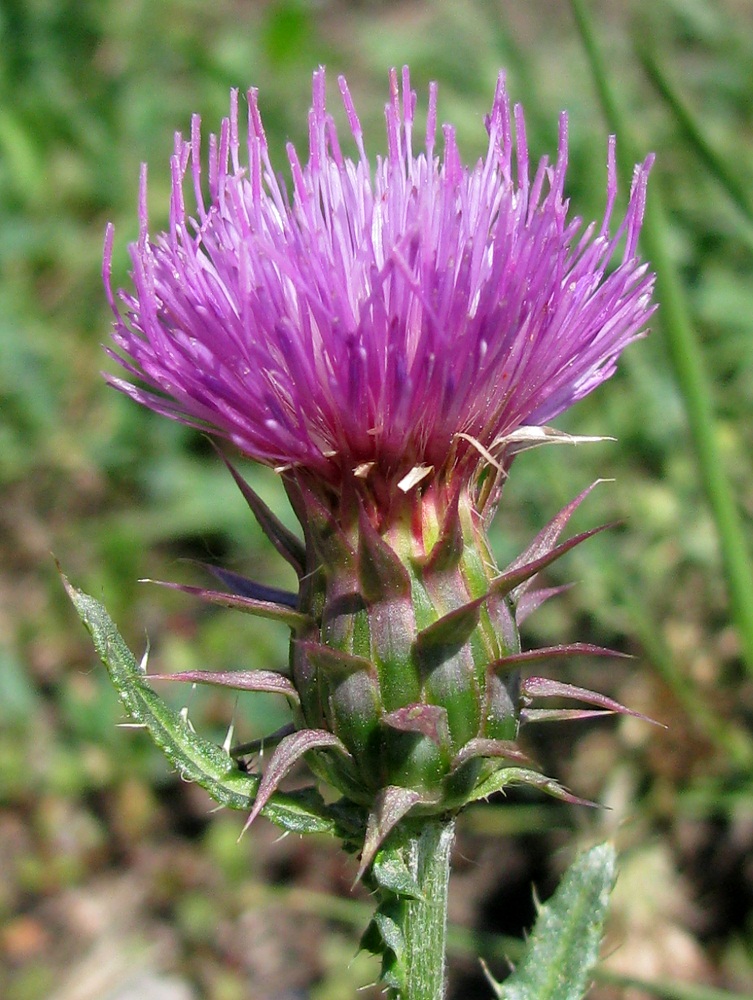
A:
[
  {"xmin": 63, "ymin": 572, "xmax": 341, "ymax": 836},
  {"xmin": 488, "ymin": 842, "xmax": 616, "ymax": 1000}
]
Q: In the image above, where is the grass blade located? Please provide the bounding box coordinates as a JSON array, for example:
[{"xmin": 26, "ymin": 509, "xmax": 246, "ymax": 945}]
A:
[
  {"xmin": 569, "ymin": 0, "xmax": 753, "ymax": 679},
  {"xmin": 636, "ymin": 41, "xmax": 753, "ymax": 226}
]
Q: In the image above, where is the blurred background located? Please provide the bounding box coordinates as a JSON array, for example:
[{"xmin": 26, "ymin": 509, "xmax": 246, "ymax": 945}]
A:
[{"xmin": 2, "ymin": 0, "xmax": 753, "ymax": 997}]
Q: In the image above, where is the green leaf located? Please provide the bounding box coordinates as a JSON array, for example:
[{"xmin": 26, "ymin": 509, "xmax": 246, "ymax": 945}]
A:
[
  {"xmin": 489, "ymin": 842, "xmax": 616, "ymax": 1000},
  {"xmin": 62, "ymin": 573, "xmax": 336, "ymax": 836},
  {"xmin": 373, "ymin": 899, "xmax": 405, "ymax": 960},
  {"xmin": 371, "ymin": 847, "xmax": 424, "ymax": 901}
]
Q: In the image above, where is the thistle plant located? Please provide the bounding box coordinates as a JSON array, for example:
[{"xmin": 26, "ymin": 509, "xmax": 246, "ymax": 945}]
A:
[{"xmin": 66, "ymin": 67, "xmax": 655, "ymax": 999}]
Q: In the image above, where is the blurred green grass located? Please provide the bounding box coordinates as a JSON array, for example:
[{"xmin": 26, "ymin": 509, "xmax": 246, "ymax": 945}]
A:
[{"xmin": 2, "ymin": 1, "xmax": 753, "ymax": 998}]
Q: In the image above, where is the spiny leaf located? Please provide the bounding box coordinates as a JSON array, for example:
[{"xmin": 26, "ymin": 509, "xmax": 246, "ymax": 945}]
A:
[
  {"xmin": 62, "ymin": 574, "xmax": 335, "ymax": 835},
  {"xmin": 488, "ymin": 842, "xmax": 616, "ymax": 1000},
  {"xmin": 371, "ymin": 849, "xmax": 423, "ymax": 901},
  {"xmin": 359, "ymin": 912, "xmax": 405, "ymax": 992},
  {"xmin": 373, "ymin": 901, "xmax": 406, "ymax": 961}
]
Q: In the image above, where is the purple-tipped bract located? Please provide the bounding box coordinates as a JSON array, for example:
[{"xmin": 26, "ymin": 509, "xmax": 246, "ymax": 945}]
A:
[{"xmin": 105, "ymin": 67, "xmax": 654, "ymax": 493}]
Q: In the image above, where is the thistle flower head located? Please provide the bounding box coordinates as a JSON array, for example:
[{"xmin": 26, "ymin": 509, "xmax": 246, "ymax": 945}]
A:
[
  {"xmin": 105, "ymin": 70, "xmax": 656, "ymax": 856},
  {"xmin": 105, "ymin": 67, "xmax": 654, "ymax": 505}
]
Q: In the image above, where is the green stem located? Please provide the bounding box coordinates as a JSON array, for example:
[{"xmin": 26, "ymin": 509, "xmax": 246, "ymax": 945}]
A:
[{"xmin": 393, "ymin": 818, "xmax": 455, "ymax": 1000}]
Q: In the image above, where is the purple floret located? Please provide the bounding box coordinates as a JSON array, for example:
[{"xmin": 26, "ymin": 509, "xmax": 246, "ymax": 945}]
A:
[{"xmin": 105, "ymin": 67, "xmax": 655, "ymax": 489}]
